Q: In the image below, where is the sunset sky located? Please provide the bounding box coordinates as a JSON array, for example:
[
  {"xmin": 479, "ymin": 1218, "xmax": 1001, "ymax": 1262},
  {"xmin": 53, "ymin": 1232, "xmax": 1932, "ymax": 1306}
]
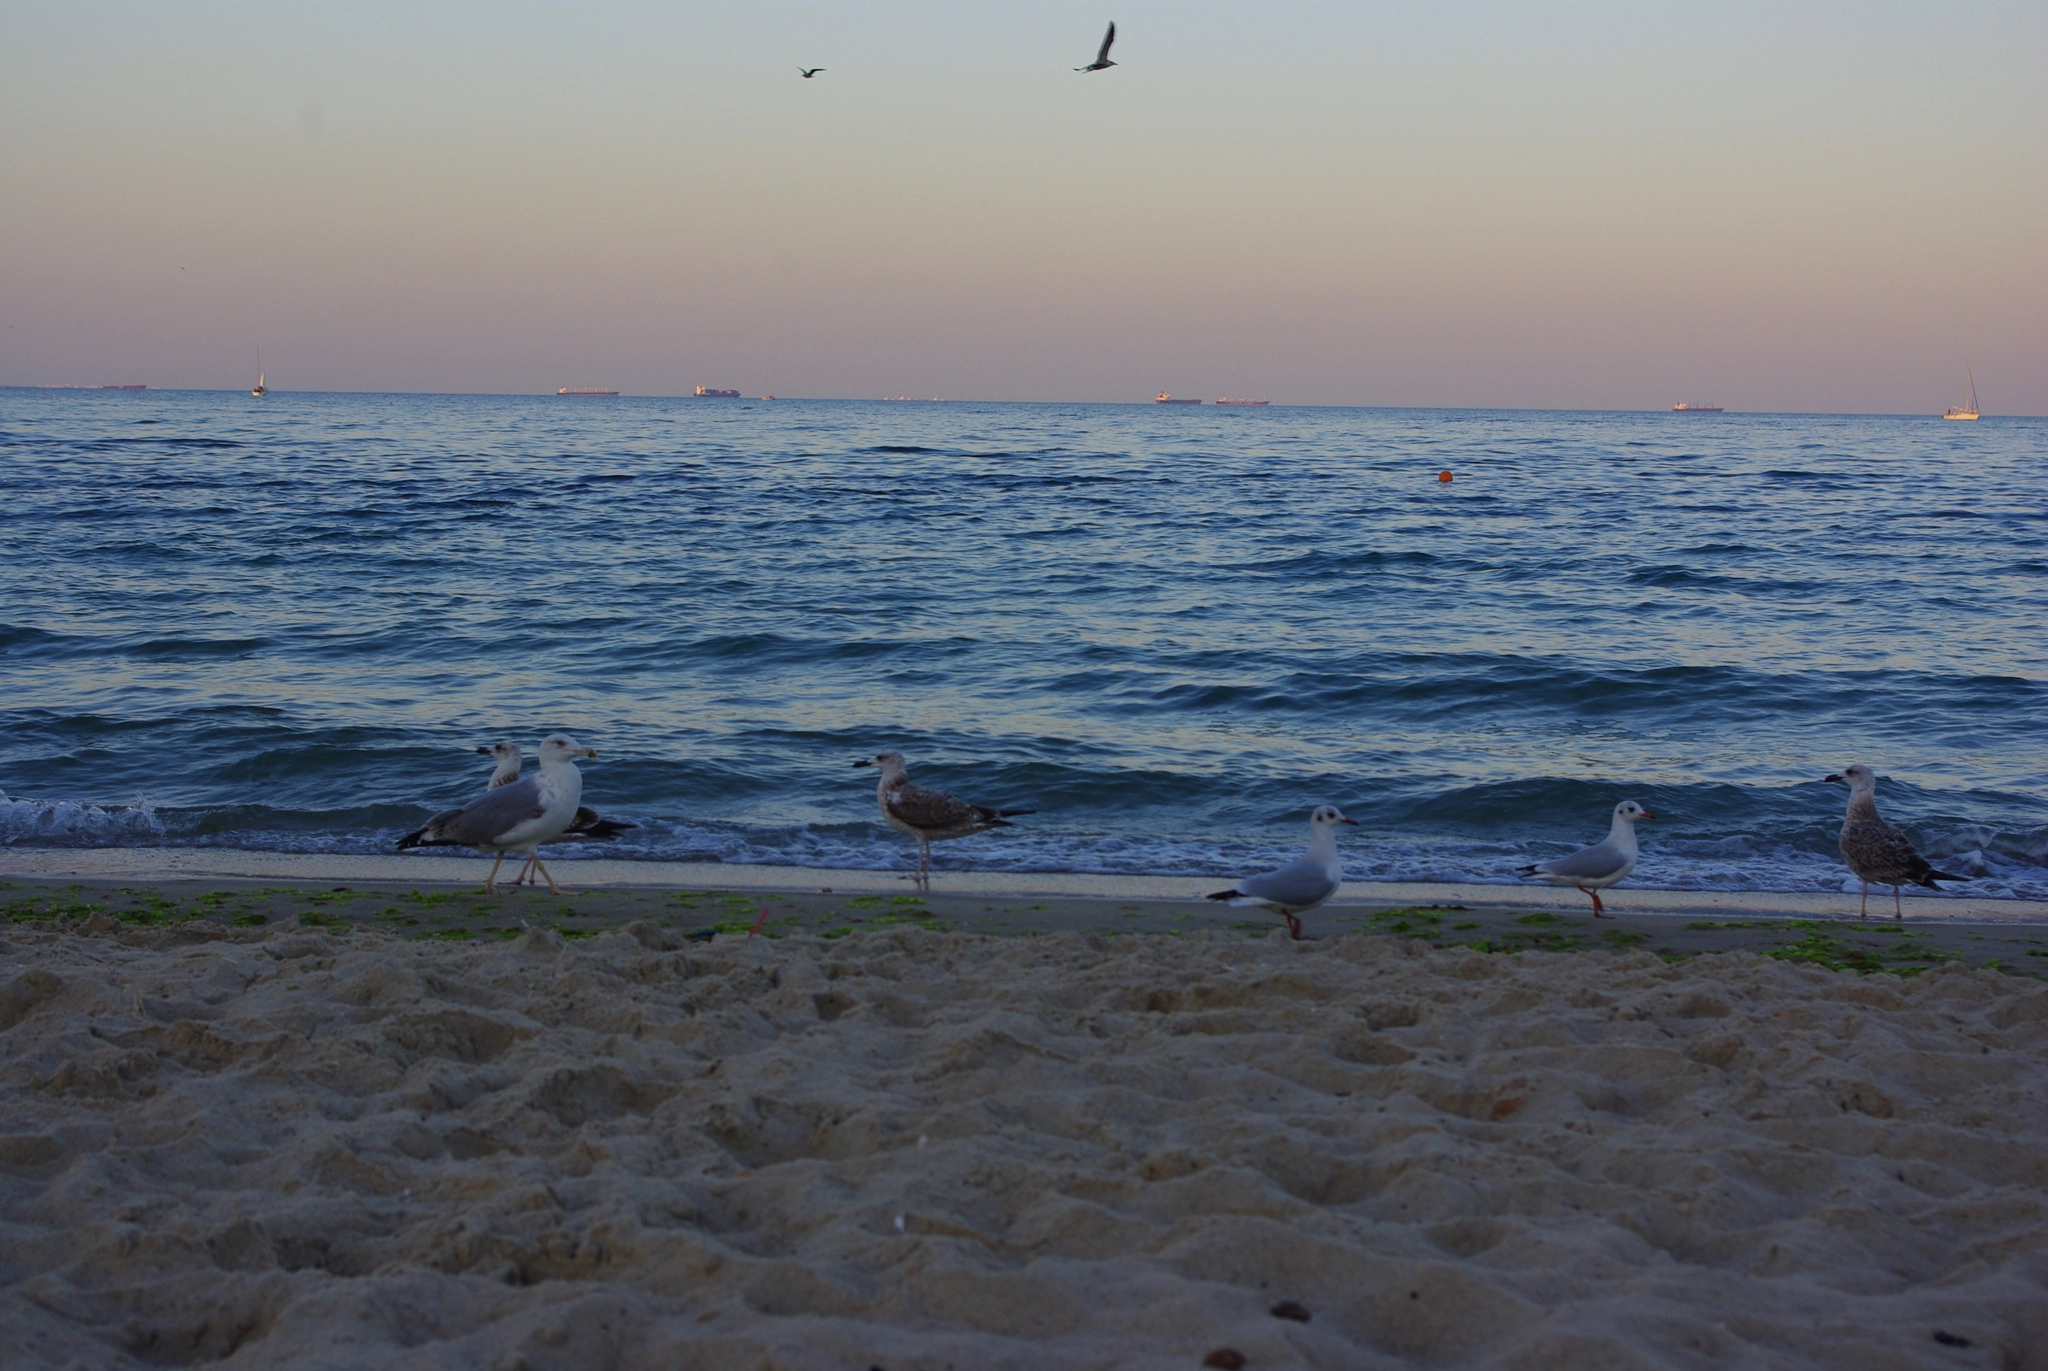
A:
[{"xmin": 3, "ymin": 1, "xmax": 2043, "ymax": 412}]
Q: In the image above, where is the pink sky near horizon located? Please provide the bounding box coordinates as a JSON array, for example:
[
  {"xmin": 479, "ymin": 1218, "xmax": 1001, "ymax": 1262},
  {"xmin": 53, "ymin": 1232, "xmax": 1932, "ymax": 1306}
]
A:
[{"xmin": 3, "ymin": 1, "xmax": 2044, "ymax": 413}]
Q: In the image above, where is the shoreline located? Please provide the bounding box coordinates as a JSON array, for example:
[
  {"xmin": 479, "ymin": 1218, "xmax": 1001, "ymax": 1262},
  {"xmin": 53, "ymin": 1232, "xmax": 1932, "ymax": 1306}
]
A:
[{"xmin": 3, "ymin": 845, "xmax": 2043, "ymax": 924}]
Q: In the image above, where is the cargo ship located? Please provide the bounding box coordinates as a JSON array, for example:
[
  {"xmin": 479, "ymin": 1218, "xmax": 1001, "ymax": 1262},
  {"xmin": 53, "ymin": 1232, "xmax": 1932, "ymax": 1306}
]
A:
[
  {"xmin": 695, "ymin": 386, "xmax": 740, "ymax": 398},
  {"xmin": 1155, "ymin": 392, "xmax": 1201, "ymax": 404},
  {"xmin": 557, "ymin": 386, "xmax": 619, "ymax": 397},
  {"xmin": 101, "ymin": 384, "xmax": 147, "ymax": 390},
  {"xmin": 1671, "ymin": 402, "xmax": 1723, "ymax": 412},
  {"xmin": 1216, "ymin": 397, "xmax": 1269, "ymax": 406}
]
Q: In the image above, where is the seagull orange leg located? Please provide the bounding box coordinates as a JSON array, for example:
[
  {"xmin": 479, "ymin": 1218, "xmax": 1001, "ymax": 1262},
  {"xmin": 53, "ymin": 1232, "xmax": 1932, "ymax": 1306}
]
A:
[
  {"xmin": 1859, "ymin": 882, "xmax": 1869, "ymax": 919},
  {"xmin": 1282, "ymin": 909, "xmax": 1302, "ymax": 940},
  {"xmin": 1581, "ymin": 886, "xmax": 1612, "ymax": 918},
  {"xmin": 483, "ymin": 852, "xmax": 506, "ymax": 894}
]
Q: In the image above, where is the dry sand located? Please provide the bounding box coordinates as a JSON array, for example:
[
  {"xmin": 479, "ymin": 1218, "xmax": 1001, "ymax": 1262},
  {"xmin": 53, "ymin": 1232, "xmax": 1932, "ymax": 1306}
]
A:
[{"xmin": 4, "ymin": 887, "xmax": 2047, "ymax": 1369}]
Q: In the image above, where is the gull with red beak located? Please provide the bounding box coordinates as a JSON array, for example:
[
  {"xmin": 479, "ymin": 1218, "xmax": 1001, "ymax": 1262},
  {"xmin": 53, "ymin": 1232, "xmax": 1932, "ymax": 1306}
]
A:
[
  {"xmin": 1207, "ymin": 805, "xmax": 1357, "ymax": 940},
  {"xmin": 1517, "ymin": 800, "xmax": 1653, "ymax": 917}
]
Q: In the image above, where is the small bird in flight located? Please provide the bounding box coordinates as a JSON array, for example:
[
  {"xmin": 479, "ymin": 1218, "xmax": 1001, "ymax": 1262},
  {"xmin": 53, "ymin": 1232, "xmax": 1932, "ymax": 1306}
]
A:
[
  {"xmin": 1076, "ymin": 21, "xmax": 1117, "ymax": 72},
  {"xmin": 798, "ymin": 67, "xmax": 825, "ymax": 79}
]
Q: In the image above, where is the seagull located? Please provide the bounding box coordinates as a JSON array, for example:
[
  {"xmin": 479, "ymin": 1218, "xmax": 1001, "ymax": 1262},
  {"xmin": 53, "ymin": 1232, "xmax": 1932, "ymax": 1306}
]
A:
[
  {"xmin": 1207, "ymin": 806, "xmax": 1356, "ymax": 940},
  {"xmin": 478, "ymin": 740, "xmax": 521, "ymax": 790},
  {"xmin": 469, "ymin": 740, "xmax": 635, "ymax": 885},
  {"xmin": 1825, "ymin": 765, "xmax": 1966, "ymax": 920},
  {"xmin": 1075, "ymin": 21, "xmax": 1117, "ymax": 72},
  {"xmin": 1517, "ymin": 800, "xmax": 1652, "ymax": 917},
  {"xmin": 397, "ymin": 733, "xmax": 598, "ymax": 895},
  {"xmin": 799, "ymin": 67, "xmax": 825, "ymax": 78},
  {"xmin": 854, "ymin": 750, "xmax": 1034, "ymax": 891}
]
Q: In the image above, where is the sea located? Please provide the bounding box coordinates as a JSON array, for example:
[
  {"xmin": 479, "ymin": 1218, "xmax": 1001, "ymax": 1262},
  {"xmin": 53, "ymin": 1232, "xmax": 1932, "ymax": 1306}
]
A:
[{"xmin": 3, "ymin": 389, "xmax": 2044, "ymax": 900}]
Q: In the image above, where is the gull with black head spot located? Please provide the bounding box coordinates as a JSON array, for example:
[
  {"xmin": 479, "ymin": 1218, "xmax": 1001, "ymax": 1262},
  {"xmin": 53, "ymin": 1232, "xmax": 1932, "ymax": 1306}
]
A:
[
  {"xmin": 478, "ymin": 740, "xmax": 521, "ymax": 790},
  {"xmin": 1208, "ymin": 805, "xmax": 1356, "ymax": 940},
  {"xmin": 398, "ymin": 733, "xmax": 599, "ymax": 895},
  {"xmin": 1825, "ymin": 764, "xmax": 1967, "ymax": 919},
  {"xmin": 855, "ymin": 750, "xmax": 1034, "ymax": 891},
  {"xmin": 1517, "ymin": 800, "xmax": 1652, "ymax": 917}
]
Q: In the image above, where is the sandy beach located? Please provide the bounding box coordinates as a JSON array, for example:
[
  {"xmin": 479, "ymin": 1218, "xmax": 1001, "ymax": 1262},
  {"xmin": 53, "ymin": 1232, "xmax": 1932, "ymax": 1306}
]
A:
[{"xmin": 4, "ymin": 862, "xmax": 2046, "ymax": 1368}]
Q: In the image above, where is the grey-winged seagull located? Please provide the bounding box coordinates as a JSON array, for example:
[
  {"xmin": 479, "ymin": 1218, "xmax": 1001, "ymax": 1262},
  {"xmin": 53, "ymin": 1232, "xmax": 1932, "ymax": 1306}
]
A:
[
  {"xmin": 1825, "ymin": 764, "xmax": 1966, "ymax": 919},
  {"xmin": 799, "ymin": 67, "xmax": 824, "ymax": 78},
  {"xmin": 1207, "ymin": 805, "xmax": 1356, "ymax": 940},
  {"xmin": 398, "ymin": 733, "xmax": 598, "ymax": 894},
  {"xmin": 854, "ymin": 750, "xmax": 1034, "ymax": 891},
  {"xmin": 469, "ymin": 739, "xmax": 636, "ymax": 885},
  {"xmin": 1075, "ymin": 21, "xmax": 1117, "ymax": 72},
  {"xmin": 1517, "ymin": 800, "xmax": 1652, "ymax": 917}
]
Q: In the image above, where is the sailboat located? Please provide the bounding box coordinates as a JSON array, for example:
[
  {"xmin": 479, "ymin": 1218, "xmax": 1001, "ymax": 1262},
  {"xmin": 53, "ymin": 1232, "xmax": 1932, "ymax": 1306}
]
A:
[
  {"xmin": 1943, "ymin": 366, "xmax": 1978, "ymax": 420},
  {"xmin": 251, "ymin": 350, "xmax": 267, "ymax": 397}
]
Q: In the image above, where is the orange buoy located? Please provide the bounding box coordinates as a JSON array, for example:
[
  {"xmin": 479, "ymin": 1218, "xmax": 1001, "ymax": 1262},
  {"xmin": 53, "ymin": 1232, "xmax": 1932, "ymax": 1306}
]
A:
[{"xmin": 1437, "ymin": 470, "xmax": 1453, "ymax": 483}]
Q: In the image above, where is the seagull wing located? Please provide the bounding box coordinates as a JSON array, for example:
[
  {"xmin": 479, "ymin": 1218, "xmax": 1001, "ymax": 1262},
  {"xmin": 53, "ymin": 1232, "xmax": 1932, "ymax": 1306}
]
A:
[
  {"xmin": 884, "ymin": 778, "xmax": 1011, "ymax": 836},
  {"xmin": 1529, "ymin": 839, "xmax": 1630, "ymax": 883},
  {"xmin": 400, "ymin": 776, "xmax": 548, "ymax": 850},
  {"xmin": 1231, "ymin": 856, "xmax": 1338, "ymax": 911},
  {"xmin": 1098, "ymin": 21, "xmax": 1116, "ymax": 63}
]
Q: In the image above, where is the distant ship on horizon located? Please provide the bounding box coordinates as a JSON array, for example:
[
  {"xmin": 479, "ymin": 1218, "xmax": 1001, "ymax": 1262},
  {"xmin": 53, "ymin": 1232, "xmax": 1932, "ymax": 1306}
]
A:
[
  {"xmin": 1671, "ymin": 402, "xmax": 1723, "ymax": 412},
  {"xmin": 1943, "ymin": 366, "xmax": 1980, "ymax": 420},
  {"xmin": 557, "ymin": 386, "xmax": 619, "ymax": 397},
  {"xmin": 101, "ymin": 384, "xmax": 147, "ymax": 390},
  {"xmin": 1216, "ymin": 397, "xmax": 1269, "ymax": 407},
  {"xmin": 695, "ymin": 386, "xmax": 740, "ymax": 398},
  {"xmin": 1155, "ymin": 392, "xmax": 1201, "ymax": 404}
]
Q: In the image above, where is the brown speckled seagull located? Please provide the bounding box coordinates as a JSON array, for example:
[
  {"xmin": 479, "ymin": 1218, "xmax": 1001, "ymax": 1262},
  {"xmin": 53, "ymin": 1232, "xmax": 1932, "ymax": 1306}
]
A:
[
  {"xmin": 1824, "ymin": 764, "xmax": 1966, "ymax": 919},
  {"xmin": 854, "ymin": 750, "xmax": 1034, "ymax": 891}
]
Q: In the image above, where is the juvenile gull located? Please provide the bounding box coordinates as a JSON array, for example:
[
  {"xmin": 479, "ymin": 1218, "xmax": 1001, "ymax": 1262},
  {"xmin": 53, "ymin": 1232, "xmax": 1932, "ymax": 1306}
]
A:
[
  {"xmin": 1207, "ymin": 805, "xmax": 1355, "ymax": 940},
  {"xmin": 1825, "ymin": 764, "xmax": 1966, "ymax": 919},
  {"xmin": 854, "ymin": 750, "xmax": 1034, "ymax": 891},
  {"xmin": 478, "ymin": 741, "xmax": 521, "ymax": 790},
  {"xmin": 512, "ymin": 807, "xmax": 638, "ymax": 887},
  {"xmin": 397, "ymin": 733, "xmax": 597, "ymax": 894},
  {"xmin": 1517, "ymin": 800, "xmax": 1652, "ymax": 917}
]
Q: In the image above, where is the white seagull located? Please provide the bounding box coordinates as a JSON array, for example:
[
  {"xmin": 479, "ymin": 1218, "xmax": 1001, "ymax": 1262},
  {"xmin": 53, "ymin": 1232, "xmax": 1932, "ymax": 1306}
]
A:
[
  {"xmin": 1207, "ymin": 805, "xmax": 1356, "ymax": 940},
  {"xmin": 855, "ymin": 750, "xmax": 1034, "ymax": 891},
  {"xmin": 1517, "ymin": 800, "xmax": 1652, "ymax": 917},
  {"xmin": 470, "ymin": 739, "xmax": 635, "ymax": 886},
  {"xmin": 398, "ymin": 733, "xmax": 598, "ymax": 894},
  {"xmin": 1076, "ymin": 21, "xmax": 1117, "ymax": 72}
]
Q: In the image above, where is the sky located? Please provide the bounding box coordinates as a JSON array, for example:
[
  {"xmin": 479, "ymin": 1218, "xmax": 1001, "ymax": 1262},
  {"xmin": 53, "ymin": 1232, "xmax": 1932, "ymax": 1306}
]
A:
[{"xmin": 2, "ymin": 1, "xmax": 2044, "ymax": 412}]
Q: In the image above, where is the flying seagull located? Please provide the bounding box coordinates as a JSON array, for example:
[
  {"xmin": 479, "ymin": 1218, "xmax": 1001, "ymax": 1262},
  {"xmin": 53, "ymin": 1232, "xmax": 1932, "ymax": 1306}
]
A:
[
  {"xmin": 1208, "ymin": 806, "xmax": 1356, "ymax": 940},
  {"xmin": 854, "ymin": 750, "xmax": 1034, "ymax": 891},
  {"xmin": 397, "ymin": 733, "xmax": 598, "ymax": 894},
  {"xmin": 1825, "ymin": 765, "xmax": 1967, "ymax": 919},
  {"xmin": 1076, "ymin": 21, "xmax": 1117, "ymax": 72},
  {"xmin": 799, "ymin": 67, "xmax": 825, "ymax": 79},
  {"xmin": 1516, "ymin": 800, "xmax": 1652, "ymax": 917}
]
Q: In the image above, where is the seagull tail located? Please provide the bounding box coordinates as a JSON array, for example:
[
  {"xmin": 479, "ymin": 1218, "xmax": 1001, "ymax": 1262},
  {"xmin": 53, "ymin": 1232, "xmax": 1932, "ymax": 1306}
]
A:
[
  {"xmin": 995, "ymin": 807, "xmax": 1036, "ymax": 818},
  {"xmin": 1514, "ymin": 864, "xmax": 1539, "ymax": 878},
  {"xmin": 1921, "ymin": 868, "xmax": 1968, "ymax": 886},
  {"xmin": 579, "ymin": 819, "xmax": 636, "ymax": 841},
  {"xmin": 396, "ymin": 825, "xmax": 433, "ymax": 851},
  {"xmin": 1206, "ymin": 888, "xmax": 1239, "ymax": 902}
]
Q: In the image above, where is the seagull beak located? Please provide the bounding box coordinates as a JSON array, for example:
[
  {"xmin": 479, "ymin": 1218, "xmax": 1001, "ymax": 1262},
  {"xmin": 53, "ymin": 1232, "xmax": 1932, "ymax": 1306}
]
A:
[
  {"xmin": 475, "ymin": 746, "xmax": 494, "ymax": 755},
  {"xmin": 1639, "ymin": 811, "xmax": 1655, "ymax": 821},
  {"xmin": 581, "ymin": 746, "xmax": 598, "ymax": 760},
  {"xmin": 1339, "ymin": 818, "xmax": 1358, "ymax": 825},
  {"xmin": 1823, "ymin": 773, "xmax": 1843, "ymax": 784},
  {"xmin": 853, "ymin": 759, "xmax": 872, "ymax": 768}
]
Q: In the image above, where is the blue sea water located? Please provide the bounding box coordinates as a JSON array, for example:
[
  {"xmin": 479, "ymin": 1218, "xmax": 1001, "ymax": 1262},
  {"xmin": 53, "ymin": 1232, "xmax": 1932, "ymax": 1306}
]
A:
[{"xmin": 3, "ymin": 388, "xmax": 2044, "ymax": 899}]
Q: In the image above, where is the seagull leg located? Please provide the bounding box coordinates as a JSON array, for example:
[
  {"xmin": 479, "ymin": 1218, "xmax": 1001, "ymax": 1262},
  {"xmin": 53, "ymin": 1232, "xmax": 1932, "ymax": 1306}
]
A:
[
  {"xmin": 528, "ymin": 855, "xmax": 566, "ymax": 897},
  {"xmin": 1581, "ymin": 886, "xmax": 1610, "ymax": 918},
  {"xmin": 1858, "ymin": 882, "xmax": 1869, "ymax": 919},
  {"xmin": 513, "ymin": 857, "xmax": 537, "ymax": 887},
  {"xmin": 917, "ymin": 839, "xmax": 931, "ymax": 892},
  {"xmin": 1282, "ymin": 909, "xmax": 1303, "ymax": 940},
  {"xmin": 483, "ymin": 852, "xmax": 506, "ymax": 894},
  {"xmin": 1893, "ymin": 884, "xmax": 1903, "ymax": 921}
]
